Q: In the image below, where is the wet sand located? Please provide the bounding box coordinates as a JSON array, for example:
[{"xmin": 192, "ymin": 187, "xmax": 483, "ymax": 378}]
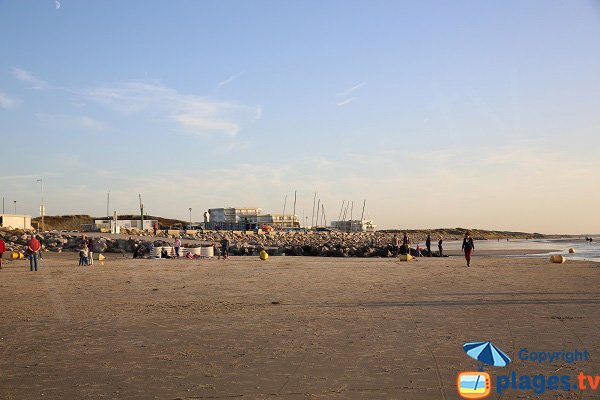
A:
[{"xmin": 1, "ymin": 253, "xmax": 599, "ymax": 399}]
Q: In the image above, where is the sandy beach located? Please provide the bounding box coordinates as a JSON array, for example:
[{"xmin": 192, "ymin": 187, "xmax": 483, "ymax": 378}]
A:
[{"xmin": 1, "ymin": 253, "xmax": 599, "ymax": 399}]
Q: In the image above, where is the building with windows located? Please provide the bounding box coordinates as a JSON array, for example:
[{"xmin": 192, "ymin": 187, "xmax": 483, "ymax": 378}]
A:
[
  {"xmin": 90, "ymin": 218, "xmax": 158, "ymax": 232},
  {"xmin": 330, "ymin": 219, "xmax": 376, "ymax": 232},
  {"xmin": 208, "ymin": 207, "xmax": 262, "ymax": 223},
  {"xmin": 205, "ymin": 207, "xmax": 299, "ymax": 230}
]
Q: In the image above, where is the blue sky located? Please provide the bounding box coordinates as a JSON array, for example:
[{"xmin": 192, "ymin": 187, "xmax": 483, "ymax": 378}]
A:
[{"xmin": 1, "ymin": 0, "xmax": 599, "ymax": 233}]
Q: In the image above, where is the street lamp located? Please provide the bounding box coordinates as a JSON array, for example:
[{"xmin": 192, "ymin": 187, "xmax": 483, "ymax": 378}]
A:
[
  {"xmin": 189, "ymin": 207, "xmax": 192, "ymax": 230},
  {"xmin": 37, "ymin": 178, "xmax": 45, "ymax": 231}
]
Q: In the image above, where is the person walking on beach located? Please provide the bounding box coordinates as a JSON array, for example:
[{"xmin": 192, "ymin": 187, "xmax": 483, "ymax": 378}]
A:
[
  {"xmin": 0, "ymin": 237, "xmax": 5, "ymax": 269},
  {"xmin": 438, "ymin": 237, "xmax": 443, "ymax": 257},
  {"xmin": 220, "ymin": 236, "xmax": 230, "ymax": 259},
  {"xmin": 153, "ymin": 222, "xmax": 158, "ymax": 236},
  {"xmin": 174, "ymin": 238, "xmax": 181, "ymax": 257},
  {"xmin": 462, "ymin": 232, "xmax": 475, "ymax": 267},
  {"xmin": 425, "ymin": 234, "xmax": 432, "ymax": 257},
  {"xmin": 27, "ymin": 235, "xmax": 41, "ymax": 271}
]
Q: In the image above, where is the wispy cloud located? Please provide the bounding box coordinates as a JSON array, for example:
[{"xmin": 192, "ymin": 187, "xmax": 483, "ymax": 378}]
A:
[
  {"xmin": 216, "ymin": 72, "xmax": 244, "ymax": 90},
  {"xmin": 254, "ymin": 104, "xmax": 263, "ymax": 120},
  {"xmin": 0, "ymin": 91, "xmax": 19, "ymax": 108},
  {"xmin": 82, "ymin": 81, "xmax": 259, "ymax": 137},
  {"xmin": 36, "ymin": 113, "xmax": 108, "ymax": 131},
  {"xmin": 337, "ymin": 97, "xmax": 356, "ymax": 106},
  {"xmin": 94, "ymin": 168, "xmax": 113, "ymax": 177},
  {"xmin": 336, "ymin": 82, "xmax": 366, "ymax": 97},
  {"xmin": 173, "ymin": 114, "xmax": 240, "ymax": 136},
  {"xmin": 12, "ymin": 67, "xmax": 48, "ymax": 90}
]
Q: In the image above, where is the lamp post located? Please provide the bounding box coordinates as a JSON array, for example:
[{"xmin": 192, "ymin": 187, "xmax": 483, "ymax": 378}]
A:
[
  {"xmin": 189, "ymin": 207, "xmax": 192, "ymax": 230},
  {"xmin": 37, "ymin": 178, "xmax": 45, "ymax": 231}
]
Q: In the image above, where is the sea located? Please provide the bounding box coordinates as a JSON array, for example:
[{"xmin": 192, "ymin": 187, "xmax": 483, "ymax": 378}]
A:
[{"xmin": 431, "ymin": 237, "xmax": 600, "ymax": 263}]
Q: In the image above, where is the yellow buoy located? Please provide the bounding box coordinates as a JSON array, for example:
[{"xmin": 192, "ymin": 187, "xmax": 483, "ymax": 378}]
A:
[
  {"xmin": 259, "ymin": 250, "xmax": 269, "ymax": 261},
  {"xmin": 11, "ymin": 251, "xmax": 23, "ymax": 260},
  {"xmin": 568, "ymin": 248, "xmax": 575, "ymax": 254},
  {"xmin": 550, "ymin": 255, "xmax": 566, "ymax": 264},
  {"xmin": 399, "ymin": 254, "xmax": 413, "ymax": 261}
]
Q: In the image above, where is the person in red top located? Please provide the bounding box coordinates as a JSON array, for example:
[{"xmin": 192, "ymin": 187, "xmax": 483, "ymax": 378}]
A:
[
  {"xmin": 27, "ymin": 235, "xmax": 41, "ymax": 271},
  {"xmin": 0, "ymin": 238, "xmax": 6, "ymax": 269}
]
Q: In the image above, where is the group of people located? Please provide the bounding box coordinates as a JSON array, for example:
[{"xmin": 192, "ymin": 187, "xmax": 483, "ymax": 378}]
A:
[
  {"xmin": 392, "ymin": 232, "xmax": 475, "ymax": 267},
  {"xmin": 136, "ymin": 236, "xmax": 230, "ymax": 260},
  {"xmin": 0, "ymin": 234, "xmax": 44, "ymax": 271},
  {"xmin": 392, "ymin": 233, "xmax": 444, "ymax": 257},
  {"xmin": 78, "ymin": 236, "xmax": 94, "ymax": 266}
]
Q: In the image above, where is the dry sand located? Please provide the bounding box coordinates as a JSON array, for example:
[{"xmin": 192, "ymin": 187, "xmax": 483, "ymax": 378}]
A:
[{"xmin": 1, "ymin": 253, "xmax": 599, "ymax": 399}]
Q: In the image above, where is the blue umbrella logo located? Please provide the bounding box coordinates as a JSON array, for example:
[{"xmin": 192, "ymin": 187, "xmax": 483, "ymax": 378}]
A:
[{"xmin": 463, "ymin": 341, "xmax": 511, "ymax": 370}]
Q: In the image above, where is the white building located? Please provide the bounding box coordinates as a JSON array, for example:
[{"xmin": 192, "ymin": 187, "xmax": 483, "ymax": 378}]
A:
[
  {"xmin": 208, "ymin": 207, "xmax": 262, "ymax": 223},
  {"xmin": 268, "ymin": 214, "xmax": 300, "ymax": 228},
  {"xmin": 92, "ymin": 218, "xmax": 158, "ymax": 232},
  {"xmin": 206, "ymin": 207, "xmax": 300, "ymax": 229},
  {"xmin": 0, "ymin": 214, "xmax": 33, "ymax": 230},
  {"xmin": 330, "ymin": 219, "xmax": 376, "ymax": 232}
]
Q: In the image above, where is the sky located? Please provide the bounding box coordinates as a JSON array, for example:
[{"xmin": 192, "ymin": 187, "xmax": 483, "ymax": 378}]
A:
[{"xmin": 1, "ymin": 0, "xmax": 599, "ymax": 234}]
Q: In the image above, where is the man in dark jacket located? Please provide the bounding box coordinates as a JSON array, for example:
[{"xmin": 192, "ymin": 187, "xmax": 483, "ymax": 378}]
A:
[{"xmin": 462, "ymin": 232, "xmax": 475, "ymax": 267}]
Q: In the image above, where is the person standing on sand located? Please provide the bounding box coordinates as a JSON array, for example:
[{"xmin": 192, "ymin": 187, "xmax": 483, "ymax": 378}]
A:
[
  {"xmin": 87, "ymin": 238, "xmax": 94, "ymax": 265},
  {"xmin": 27, "ymin": 235, "xmax": 41, "ymax": 271},
  {"xmin": 425, "ymin": 234, "xmax": 432, "ymax": 257},
  {"xmin": 462, "ymin": 232, "xmax": 475, "ymax": 267},
  {"xmin": 174, "ymin": 237, "xmax": 181, "ymax": 257},
  {"xmin": 220, "ymin": 236, "xmax": 230, "ymax": 259},
  {"xmin": 392, "ymin": 234, "xmax": 400, "ymax": 256},
  {"xmin": 438, "ymin": 237, "xmax": 443, "ymax": 257},
  {"xmin": 153, "ymin": 222, "xmax": 158, "ymax": 236},
  {"xmin": 402, "ymin": 232, "xmax": 410, "ymax": 254},
  {"xmin": 0, "ymin": 237, "xmax": 5, "ymax": 269},
  {"xmin": 79, "ymin": 245, "xmax": 89, "ymax": 266}
]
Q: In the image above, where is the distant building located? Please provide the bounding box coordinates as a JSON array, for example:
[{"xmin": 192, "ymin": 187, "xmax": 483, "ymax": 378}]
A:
[
  {"xmin": 206, "ymin": 208, "xmax": 261, "ymax": 230},
  {"xmin": 331, "ymin": 219, "xmax": 376, "ymax": 232},
  {"xmin": 90, "ymin": 218, "xmax": 158, "ymax": 232},
  {"xmin": 0, "ymin": 214, "xmax": 33, "ymax": 230},
  {"xmin": 268, "ymin": 214, "xmax": 300, "ymax": 228},
  {"xmin": 205, "ymin": 207, "xmax": 299, "ymax": 230},
  {"xmin": 208, "ymin": 208, "xmax": 262, "ymax": 223}
]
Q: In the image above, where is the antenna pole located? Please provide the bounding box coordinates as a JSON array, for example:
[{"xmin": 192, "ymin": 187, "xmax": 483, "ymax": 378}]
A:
[
  {"xmin": 361, "ymin": 199, "xmax": 366, "ymax": 220},
  {"xmin": 292, "ymin": 190, "xmax": 297, "ymax": 227},
  {"xmin": 311, "ymin": 192, "xmax": 316, "ymax": 228},
  {"xmin": 139, "ymin": 194, "xmax": 144, "ymax": 231}
]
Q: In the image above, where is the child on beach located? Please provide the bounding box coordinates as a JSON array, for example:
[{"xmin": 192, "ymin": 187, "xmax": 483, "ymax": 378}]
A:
[{"xmin": 79, "ymin": 246, "xmax": 89, "ymax": 266}]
